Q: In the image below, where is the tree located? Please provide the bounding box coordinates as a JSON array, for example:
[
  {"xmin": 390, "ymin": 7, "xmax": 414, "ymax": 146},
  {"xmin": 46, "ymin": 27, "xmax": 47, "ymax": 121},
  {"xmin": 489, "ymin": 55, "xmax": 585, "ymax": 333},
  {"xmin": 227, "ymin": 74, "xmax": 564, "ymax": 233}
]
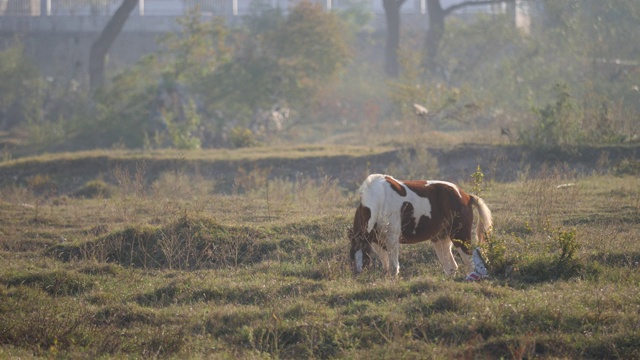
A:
[
  {"xmin": 423, "ymin": 0, "xmax": 514, "ymax": 75},
  {"xmin": 88, "ymin": 10, "xmax": 227, "ymax": 149},
  {"xmin": 383, "ymin": 0, "xmax": 407, "ymax": 77},
  {"xmin": 199, "ymin": 1, "xmax": 351, "ymax": 138},
  {"xmin": 382, "ymin": 0, "xmax": 515, "ymax": 77},
  {"xmin": 89, "ymin": 0, "xmax": 139, "ymax": 91}
]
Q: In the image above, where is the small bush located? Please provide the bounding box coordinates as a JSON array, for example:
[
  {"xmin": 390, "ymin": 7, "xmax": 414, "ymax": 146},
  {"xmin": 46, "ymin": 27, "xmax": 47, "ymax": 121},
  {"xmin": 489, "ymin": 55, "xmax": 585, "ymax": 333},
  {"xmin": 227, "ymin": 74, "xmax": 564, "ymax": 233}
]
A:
[
  {"xmin": 47, "ymin": 214, "xmax": 274, "ymax": 270},
  {"xmin": 482, "ymin": 232, "xmax": 519, "ymax": 277},
  {"xmin": 553, "ymin": 227, "xmax": 581, "ymax": 274},
  {"xmin": 74, "ymin": 179, "xmax": 114, "ymax": 199},
  {"xmin": 228, "ymin": 126, "xmax": 258, "ymax": 148},
  {"xmin": 26, "ymin": 174, "xmax": 57, "ymax": 196},
  {"xmin": 614, "ymin": 158, "xmax": 640, "ymax": 176},
  {"xmin": 516, "ymin": 227, "xmax": 584, "ymax": 282}
]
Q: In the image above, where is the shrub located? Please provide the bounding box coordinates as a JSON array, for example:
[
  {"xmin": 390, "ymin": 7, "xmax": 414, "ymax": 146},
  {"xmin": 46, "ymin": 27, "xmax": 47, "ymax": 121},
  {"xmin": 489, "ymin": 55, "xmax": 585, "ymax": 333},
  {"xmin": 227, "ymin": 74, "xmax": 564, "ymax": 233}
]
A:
[
  {"xmin": 25, "ymin": 174, "xmax": 57, "ymax": 196},
  {"xmin": 519, "ymin": 83, "xmax": 580, "ymax": 149},
  {"xmin": 74, "ymin": 179, "xmax": 114, "ymax": 199},
  {"xmin": 482, "ymin": 232, "xmax": 518, "ymax": 277},
  {"xmin": 47, "ymin": 214, "xmax": 274, "ymax": 270},
  {"xmin": 614, "ymin": 158, "xmax": 640, "ymax": 176},
  {"xmin": 0, "ymin": 43, "xmax": 44, "ymax": 131},
  {"xmin": 516, "ymin": 227, "xmax": 584, "ymax": 282},
  {"xmin": 553, "ymin": 227, "xmax": 580, "ymax": 273}
]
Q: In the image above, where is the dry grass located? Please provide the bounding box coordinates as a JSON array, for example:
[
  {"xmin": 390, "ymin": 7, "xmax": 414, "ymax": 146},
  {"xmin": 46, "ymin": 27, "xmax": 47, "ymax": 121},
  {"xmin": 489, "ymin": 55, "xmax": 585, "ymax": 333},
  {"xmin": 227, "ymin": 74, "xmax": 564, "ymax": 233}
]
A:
[{"xmin": 1, "ymin": 149, "xmax": 639, "ymax": 358}]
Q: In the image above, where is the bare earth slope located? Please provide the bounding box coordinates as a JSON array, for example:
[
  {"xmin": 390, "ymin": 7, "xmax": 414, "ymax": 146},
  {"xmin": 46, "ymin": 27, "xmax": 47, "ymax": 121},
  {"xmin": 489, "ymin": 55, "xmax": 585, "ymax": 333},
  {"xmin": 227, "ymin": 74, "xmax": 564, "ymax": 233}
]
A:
[{"xmin": 1, "ymin": 144, "xmax": 638, "ymax": 194}]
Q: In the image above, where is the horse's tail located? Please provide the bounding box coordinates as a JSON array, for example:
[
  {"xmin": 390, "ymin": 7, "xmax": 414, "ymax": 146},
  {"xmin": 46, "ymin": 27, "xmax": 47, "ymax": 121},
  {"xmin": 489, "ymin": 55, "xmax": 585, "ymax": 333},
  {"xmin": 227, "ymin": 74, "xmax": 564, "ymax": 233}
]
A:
[{"xmin": 470, "ymin": 195, "xmax": 493, "ymax": 245}]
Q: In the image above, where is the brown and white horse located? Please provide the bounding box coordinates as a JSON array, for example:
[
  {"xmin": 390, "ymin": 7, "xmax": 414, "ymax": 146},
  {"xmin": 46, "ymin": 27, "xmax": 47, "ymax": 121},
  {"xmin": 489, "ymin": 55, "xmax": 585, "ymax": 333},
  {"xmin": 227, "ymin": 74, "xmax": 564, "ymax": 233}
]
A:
[{"xmin": 349, "ymin": 174, "xmax": 492, "ymax": 277}]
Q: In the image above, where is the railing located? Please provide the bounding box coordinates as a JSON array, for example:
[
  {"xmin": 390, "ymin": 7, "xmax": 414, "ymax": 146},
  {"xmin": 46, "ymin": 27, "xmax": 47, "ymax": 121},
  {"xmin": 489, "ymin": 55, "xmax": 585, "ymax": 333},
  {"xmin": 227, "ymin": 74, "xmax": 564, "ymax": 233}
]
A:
[
  {"xmin": 0, "ymin": 0, "xmax": 429, "ymax": 17},
  {"xmin": 0, "ymin": 0, "xmax": 327, "ymax": 16},
  {"xmin": 0, "ymin": 0, "xmax": 515, "ymax": 17}
]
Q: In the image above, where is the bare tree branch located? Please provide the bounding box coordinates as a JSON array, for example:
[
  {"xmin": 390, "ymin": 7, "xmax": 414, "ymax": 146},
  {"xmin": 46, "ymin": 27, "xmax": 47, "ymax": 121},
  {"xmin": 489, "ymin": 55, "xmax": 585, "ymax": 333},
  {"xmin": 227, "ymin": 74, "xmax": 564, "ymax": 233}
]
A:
[{"xmin": 443, "ymin": 0, "xmax": 515, "ymax": 17}]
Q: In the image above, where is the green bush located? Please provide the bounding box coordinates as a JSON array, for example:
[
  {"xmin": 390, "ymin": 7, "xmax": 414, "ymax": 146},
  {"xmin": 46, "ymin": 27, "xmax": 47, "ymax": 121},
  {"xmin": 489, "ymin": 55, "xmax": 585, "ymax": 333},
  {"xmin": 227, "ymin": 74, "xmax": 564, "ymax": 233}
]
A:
[
  {"xmin": 0, "ymin": 43, "xmax": 44, "ymax": 130},
  {"xmin": 519, "ymin": 83, "xmax": 581, "ymax": 148}
]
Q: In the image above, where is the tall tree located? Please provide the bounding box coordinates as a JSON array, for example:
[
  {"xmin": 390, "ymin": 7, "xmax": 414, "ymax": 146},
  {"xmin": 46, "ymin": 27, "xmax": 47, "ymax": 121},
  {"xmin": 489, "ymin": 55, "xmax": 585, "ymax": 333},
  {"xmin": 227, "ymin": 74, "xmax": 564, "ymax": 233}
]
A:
[
  {"xmin": 423, "ymin": 0, "xmax": 515, "ymax": 75},
  {"xmin": 383, "ymin": 0, "xmax": 407, "ymax": 77},
  {"xmin": 89, "ymin": 0, "xmax": 139, "ymax": 91}
]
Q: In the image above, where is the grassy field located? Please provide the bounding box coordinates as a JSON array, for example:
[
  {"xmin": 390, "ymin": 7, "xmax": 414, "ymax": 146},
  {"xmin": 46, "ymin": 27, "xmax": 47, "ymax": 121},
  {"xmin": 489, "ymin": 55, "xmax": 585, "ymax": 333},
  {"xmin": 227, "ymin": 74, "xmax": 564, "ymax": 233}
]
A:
[{"xmin": 1, "ymin": 146, "xmax": 639, "ymax": 359}]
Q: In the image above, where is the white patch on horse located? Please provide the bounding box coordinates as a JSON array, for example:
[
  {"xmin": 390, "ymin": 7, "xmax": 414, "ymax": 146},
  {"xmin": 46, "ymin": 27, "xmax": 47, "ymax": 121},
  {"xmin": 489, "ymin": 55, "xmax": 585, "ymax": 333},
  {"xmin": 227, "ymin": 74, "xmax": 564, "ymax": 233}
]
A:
[
  {"xmin": 427, "ymin": 180, "xmax": 462, "ymax": 198},
  {"xmin": 360, "ymin": 175, "xmax": 433, "ymax": 234}
]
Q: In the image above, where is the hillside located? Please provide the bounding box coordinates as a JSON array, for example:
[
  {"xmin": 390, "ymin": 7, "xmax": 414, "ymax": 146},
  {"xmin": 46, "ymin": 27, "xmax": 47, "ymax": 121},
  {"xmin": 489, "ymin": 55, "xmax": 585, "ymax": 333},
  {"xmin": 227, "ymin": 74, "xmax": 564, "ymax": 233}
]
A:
[{"xmin": 2, "ymin": 144, "xmax": 639, "ymax": 195}]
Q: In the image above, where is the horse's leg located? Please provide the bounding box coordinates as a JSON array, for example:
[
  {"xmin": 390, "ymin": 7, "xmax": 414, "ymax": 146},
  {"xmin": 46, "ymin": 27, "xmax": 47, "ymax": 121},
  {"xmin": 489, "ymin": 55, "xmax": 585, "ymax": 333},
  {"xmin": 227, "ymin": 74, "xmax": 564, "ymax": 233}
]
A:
[
  {"xmin": 456, "ymin": 245, "xmax": 473, "ymax": 270},
  {"xmin": 386, "ymin": 230, "xmax": 401, "ymax": 278},
  {"xmin": 438, "ymin": 238, "xmax": 458, "ymax": 276},
  {"xmin": 432, "ymin": 239, "xmax": 448, "ymax": 270},
  {"xmin": 371, "ymin": 243, "xmax": 389, "ymax": 273}
]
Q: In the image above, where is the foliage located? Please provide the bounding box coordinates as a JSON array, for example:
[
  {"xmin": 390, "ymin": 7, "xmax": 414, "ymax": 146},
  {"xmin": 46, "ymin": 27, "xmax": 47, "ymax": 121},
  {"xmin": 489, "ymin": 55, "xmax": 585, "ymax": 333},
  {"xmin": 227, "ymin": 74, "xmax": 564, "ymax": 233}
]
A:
[
  {"xmin": 388, "ymin": 34, "xmax": 484, "ymax": 131},
  {"xmin": 614, "ymin": 158, "xmax": 640, "ymax": 176},
  {"xmin": 0, "ymin": 43, "xmax": 44, "ymax": 130},
  {"xmin": 335, "ymin": 0, "xmax": 375, "ymax": 35},
  {"xmin": 0, "ymin": 43, "xmax": 91, "ymax": 152},
  {"xmin": 470, "ymin": 164, "xmax": 486, "ymax": 196},
  {"xmin": 227, "ymin": 126, "xmax": 259, "ymax": 148},
  {"xmin": 481, "ymin": 231, "xmax": 517, "ymax": 277},
  {"xmin": 89, "ymin": 10, "xmax": 226, "ymax": 149},
  {"xmin": 384, "ymin": 2, "xmax": 640, "ymax": 146},
  {"xmin": 198, "ymin": 1, "xmax": 352, "ymax": 145},
  {"xmin": 89, "ymin": 55, "xmax": 160, "ymax": 149},
  {"xmin": 73, "ymin": 179, "xmax": 114, "ymax": 199},
  {"xmin": 519, "ymin": 83, "xmax": 580, "ymax": 148},
  {"xmin": 268, "ymin": 1, "xmax": 351, "ymax": 104},
  {"xmin": 553, "ymin": 227, "xmax": 580, "ymax": 271},
  {"xmin": 76, "ymin": 3, "xmax": 352, "ymax": 150}
]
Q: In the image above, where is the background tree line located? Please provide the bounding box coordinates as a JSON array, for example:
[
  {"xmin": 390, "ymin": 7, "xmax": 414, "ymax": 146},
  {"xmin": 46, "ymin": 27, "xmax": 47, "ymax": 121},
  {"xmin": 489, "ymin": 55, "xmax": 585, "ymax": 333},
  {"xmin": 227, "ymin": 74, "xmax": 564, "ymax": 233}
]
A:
[{"xmin": 0, "ymin": 0, "xmax": 638, "ymax": 154}]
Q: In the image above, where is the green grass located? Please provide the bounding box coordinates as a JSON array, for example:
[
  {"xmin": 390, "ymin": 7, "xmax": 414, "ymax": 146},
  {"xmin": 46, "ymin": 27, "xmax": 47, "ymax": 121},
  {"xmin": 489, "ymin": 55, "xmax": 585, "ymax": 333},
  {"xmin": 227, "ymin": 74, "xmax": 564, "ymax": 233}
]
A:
[{"xmin": 1, "ymin": 149, "xmax": 640, "ymax": 358}]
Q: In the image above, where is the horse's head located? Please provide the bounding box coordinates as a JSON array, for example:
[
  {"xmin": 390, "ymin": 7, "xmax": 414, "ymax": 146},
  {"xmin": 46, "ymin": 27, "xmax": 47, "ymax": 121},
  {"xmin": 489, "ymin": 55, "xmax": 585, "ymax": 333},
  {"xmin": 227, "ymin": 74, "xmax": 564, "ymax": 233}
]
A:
[
  {"xmin": 349, "ymin": 228, "xmax": 372, "ymax": 274},
  {"xmin": 349, "ymin": 205, "xmax": 374, "ymax": 274}
]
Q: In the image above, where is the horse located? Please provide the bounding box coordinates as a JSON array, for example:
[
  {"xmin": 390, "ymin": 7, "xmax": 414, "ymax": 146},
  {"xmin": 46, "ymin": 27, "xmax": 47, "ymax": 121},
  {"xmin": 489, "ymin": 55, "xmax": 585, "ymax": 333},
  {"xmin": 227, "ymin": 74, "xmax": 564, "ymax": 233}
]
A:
[{"xmin": 348, "ymin": 174, "xmax": 492, "ymax": 277}]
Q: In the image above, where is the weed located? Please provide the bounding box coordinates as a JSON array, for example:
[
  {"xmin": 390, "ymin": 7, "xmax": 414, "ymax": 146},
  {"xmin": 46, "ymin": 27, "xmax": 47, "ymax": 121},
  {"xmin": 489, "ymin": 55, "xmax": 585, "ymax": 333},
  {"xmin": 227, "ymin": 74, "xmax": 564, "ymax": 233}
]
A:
[
  {"xmin": 551, "ymin": 227, "xmax": 581, "ymax": 274},
  {"xmin": 521, "ymin": 83, "xmax": 580, "ymax": 148},
  {"xmin": 481, "ymin": 232, "xmax": 519, "ymax": 277},
  {"xmin": 470, "ymin": 164, "xmax": 489, "ymax": 196}
]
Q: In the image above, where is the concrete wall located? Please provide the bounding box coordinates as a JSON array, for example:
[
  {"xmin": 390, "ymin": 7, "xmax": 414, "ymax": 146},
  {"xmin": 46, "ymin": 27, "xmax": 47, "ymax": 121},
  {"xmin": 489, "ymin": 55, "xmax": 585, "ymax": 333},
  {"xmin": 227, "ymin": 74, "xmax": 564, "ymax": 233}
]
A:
[
  {"xmin": 0, "ymin": 16, "xmax": 186, "ymax": 85},
  {"xmin": 0, "ymin": 13, "xmax": 424, "ymax": 86},
  {"xmin": 1, "ymin": 0, "xmax": 526, "ymax": 85}
]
